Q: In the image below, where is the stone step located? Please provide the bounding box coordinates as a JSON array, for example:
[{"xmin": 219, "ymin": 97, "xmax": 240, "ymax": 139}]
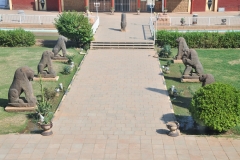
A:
[{"xmin": 91, "ymin": 41, "xmax": 154, "ymax": 49}]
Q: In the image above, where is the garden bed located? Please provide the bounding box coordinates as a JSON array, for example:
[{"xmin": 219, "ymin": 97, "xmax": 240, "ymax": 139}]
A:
[
  {"xmin": 160, "ymin": 48, "xmax": 240, "ymax": 136},
  {"xmin": 0, "ymin": 46, "xmax": 84, "ymax": 134}
]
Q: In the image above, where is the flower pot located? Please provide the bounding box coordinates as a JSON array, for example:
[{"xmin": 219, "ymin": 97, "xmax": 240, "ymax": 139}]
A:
[
  {"xmin": 137, "ymin": 10, "xmax": 140, "ymax": 15},
  {"xmin": 40, "ymin": 122, "xmax": 53, "ymax": 136}
]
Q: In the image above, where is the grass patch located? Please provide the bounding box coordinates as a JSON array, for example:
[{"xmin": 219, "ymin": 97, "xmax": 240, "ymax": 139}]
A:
[
  {"xmin": 0, "ymin": 46, "xmax": 84, "ymax": 134},
  {"xmin": 161, "ymin": 48, "xmax": 240, "ymax": 135}
]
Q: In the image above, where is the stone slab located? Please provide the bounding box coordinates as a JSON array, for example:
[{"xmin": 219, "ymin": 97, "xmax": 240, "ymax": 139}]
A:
[
  {"xmin": 181, "ymin": 78, "xmax": 200, "ymax": 83},
  {"xmin": 5, "ymin": 106, "xmax": 37, "ymax": 112},
  {"xmin": 173, "ymin": 59, "xmax": 183, "ymax": 63},
  {"xmin": 52, "ymin": 59, "xmax": 68, "ymax": 62},
  {"xmin": 33, "ymin": 76, "xmax": 59, "ymax": 81}
]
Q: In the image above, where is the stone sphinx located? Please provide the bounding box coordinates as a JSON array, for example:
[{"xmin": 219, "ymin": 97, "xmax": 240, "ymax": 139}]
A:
[
  {"xmin": 182, "ymin": 49, "xmax": 204, "ymax": 79},
  {"xmin": 199, "ymin": 74, "xmax": 215, "ymax": 87},
  {"xmin": 38, "ymin": 51, "xmax": 56, "ymax": 78},
  {"xmin": 52, "ymin": 35, "xmax": 68, "ymax": 60},
  {"xmin": 175, "ymin": 37, "xmax": 189, "ymax": 60},
  {"xmin": 8, "ymin": 66, "xmax": 37, "ymax": 107}
]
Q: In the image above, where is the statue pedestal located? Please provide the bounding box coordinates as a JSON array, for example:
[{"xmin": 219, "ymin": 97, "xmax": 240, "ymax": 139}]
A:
[
  {"xmin": 173, "ymin": 59, "xmax": 183, "ymax": 63},
  {"xmin": 51, "ymin": 57, "xmax": 68, "ymax": 62},
  {"xmin": 33, "ymin": 76, "xmax": 59, "ymax": 81},
  {"xmin": 5, "ymin": 106, "xmax": 37, "ymax": 112},
  {"xmin": 181, "ymin": 75, "xmax": 200, "ymax": 82}
]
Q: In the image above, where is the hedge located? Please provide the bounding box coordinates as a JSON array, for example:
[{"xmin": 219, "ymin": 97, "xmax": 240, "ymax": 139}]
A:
[
  {"xmin": 156, "ymin": 30, "xmax": 240, "ymax": 48},
  {"xmin": 0, "ymin": 29, "xmax": 35, "ymax": 47},
  {"xmin": 190, "ymin": 83, "xmax": 240, "ymax": 132}
]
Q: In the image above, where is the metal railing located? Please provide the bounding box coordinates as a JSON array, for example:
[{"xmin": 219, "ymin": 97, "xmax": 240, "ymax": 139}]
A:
[
  {"xmin": 0, "ymin": 14, "xmax": 57, "ymax": 24},
  {"xmin": 159, "ymin": 16, "xmax": 240, "ymax": 26},
  {"xmin": 91, "ymin": 16, "xmax": 99, "ymax": 35}
]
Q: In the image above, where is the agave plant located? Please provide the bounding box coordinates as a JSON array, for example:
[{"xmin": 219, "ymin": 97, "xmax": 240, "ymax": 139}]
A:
[{"xmin": 158, "ymin": 44, "xmax": 172, "ymax": 58}]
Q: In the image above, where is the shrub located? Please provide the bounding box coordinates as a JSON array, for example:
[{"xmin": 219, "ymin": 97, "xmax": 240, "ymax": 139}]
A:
[
  {"xmin": 156, "ymin": 30, "xmax": 240, "ymax": 48},
  {"xmin": 54, "ymin": 11, "xmax": 93, "ymax": 47},
  {"xmin": 62, "ymin": 65, "xmax": 72, "ymax": 75},
  {"xmin": 190, "ymin": 83, "xmax": 240, "ymax": 132},
  {"xmin": 158, "ymin": 44, "xmax": 172, "ymax": 58},
  {"xmin": 66, "ymin": 54, "xmax": 75, "ymax": 64},
  {"xmin": 0, "ymin": 29, "xmax": 35, "ymax": 47}
]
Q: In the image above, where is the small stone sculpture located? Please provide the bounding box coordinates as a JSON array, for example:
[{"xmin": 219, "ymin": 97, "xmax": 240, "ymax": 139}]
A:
[
  {"xmin": 121, "ymin": 13, "xmax": 127, "ymax": 32},
  {"xmin": 166, "ymin": 121, "xmax": 180, "ymax": 137},
  {"xmin": 182, "ymin": 49, "xmax": 204, "ymax": 78},
  {"xmin": 199, "ymin": 74, "xmax": 215, "ymax": 87},
  {"xmin": 175, "ymin": 37, "xmax": 189, "ymax": 60},
  {"xmin": 52, "ymin": 35, "xmax": 68, "ymax": 58},
  {"xmin": 38, "ymin": 51, "xmax": 56, "ymax": 78},
  {"xmin": 8, "ymin": 66, "xmax": 37, "ymax": 107}
]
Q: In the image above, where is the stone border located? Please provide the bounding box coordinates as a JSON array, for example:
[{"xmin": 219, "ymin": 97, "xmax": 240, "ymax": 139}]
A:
[{"xmin": 53, "ymin": 50, "xmax": 89, "ymax": 118}]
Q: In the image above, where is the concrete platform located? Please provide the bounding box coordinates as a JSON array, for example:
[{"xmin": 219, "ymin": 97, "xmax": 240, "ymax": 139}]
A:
[
  {"xmin": 33, "ymin": 76, "xmax": 59, "ymax": 81},
  {"xmin": 5, "ymin": 106, "xmax": 37, "ymax": 112}
]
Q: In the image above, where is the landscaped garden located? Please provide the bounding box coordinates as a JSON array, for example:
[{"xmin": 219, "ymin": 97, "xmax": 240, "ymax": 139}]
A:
[
  {"xmin": 157, "ymin": 30, "xmax": 240, "ymax": 136},
  {"xmin": 0, "ymin": 46, "xmax": 84, "ymax": 134},
  {"xmin": 0, "ymin": 11, "xmax": 93, "ymax": 134}
]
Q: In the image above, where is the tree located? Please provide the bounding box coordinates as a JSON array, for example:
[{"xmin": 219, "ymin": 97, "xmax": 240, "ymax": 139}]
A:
[{"xmin": 54, "ymin": 11, "xmax": 93, "ymax": 48}]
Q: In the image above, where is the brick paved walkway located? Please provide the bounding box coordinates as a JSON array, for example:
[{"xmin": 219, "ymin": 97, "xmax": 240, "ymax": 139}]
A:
[{"xmin": 0, "ymin": 49, "xmax": 240, "ymax": 160}]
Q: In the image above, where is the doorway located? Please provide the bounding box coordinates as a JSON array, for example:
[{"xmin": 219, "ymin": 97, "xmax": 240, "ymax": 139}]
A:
[
  {"xmin": 89, "ymin": 0, "xmax": 111, "ymax": 12},
  {"xmin": 115, "ymin": 0, "xmax": 136, "ymax": 12},
  {"xmin": 206, "ymin": 0, "xmax": 215, "ymax": 11}
]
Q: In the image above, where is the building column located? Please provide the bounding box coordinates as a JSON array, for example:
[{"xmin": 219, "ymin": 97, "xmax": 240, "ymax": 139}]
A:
[
  {"xmin": 214, "ymin": 0, "xmax": 218, "ymax": 12},
  {"xmin": 8, "ymin": 0, "xmax": 12, "ymax": 10},
  {"xmin": 190, "ymin": 0, "xmax": 193, "ymax": 14},
  {"xmin": 164, "ymin": 0, "xmax": 166, "ymax": 9},
  {"xmin": 58, "ymin": 0, "xmax": 62, "ymax": 12},
  {"xmin": 85, "ymin": 0, "xmax": 88, "ymax": 8},
  {"xmin": 137, "ymin": 0, "xmax": 140, "ymax": 9},
  {"xmin": 111, "ymin": 0, "xmax": 114, "ymax": 8}
]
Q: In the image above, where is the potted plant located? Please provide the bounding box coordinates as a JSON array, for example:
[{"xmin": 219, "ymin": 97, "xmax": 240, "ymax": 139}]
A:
[
  {"xmin": 36, "ymin": 77, "xmax": 54, "ymax": 136},
  {"xmin": 180, "ymin": 18, "xmax": 185, "ymax": 26},
  {"xmin": 163, "ymin": 8, "xmax": 168, "ymax": 15},
  {"xmin": 85, "ymin": 6, "xmax": 90, "ymax": 16},
  {"xmin": 137, "ymin": 8, "xmax": 141, "ymax": 15},
  {"xmin": 110, "ymin": 7, "xmax": 115, "ymax": 15}
]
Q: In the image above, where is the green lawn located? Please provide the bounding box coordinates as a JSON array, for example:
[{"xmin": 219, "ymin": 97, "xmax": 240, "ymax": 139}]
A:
[
  {"xmin": 160, "ymin": 49, "xmax": 240, "ymax": 135},
  {"xmin": 0, "ymin": 46, "xmax": 84, "ymax": 134}
]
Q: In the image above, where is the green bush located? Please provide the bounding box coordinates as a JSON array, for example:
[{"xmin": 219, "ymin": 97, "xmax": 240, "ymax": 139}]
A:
[
  {"xmin": 0, "ymin": 29, "xmax": 35, "ymax": 47},
  {"xmin": 158, "ymin": 44, "xmax": 172, "ymax": 58},
  {"xmin": 156, "ymin": 30, "xmax": 240, "ymax": 48},
  {"xmin": 190, "ymin": 83, "xmax": 240, "ymax": 132},
  {"xmin": 54, "ymin": 11, "xmax": 93, "ymax": 47},
  {"xmin": 62, "ymin": 65, "xmax": 72, "ymax": 75}
]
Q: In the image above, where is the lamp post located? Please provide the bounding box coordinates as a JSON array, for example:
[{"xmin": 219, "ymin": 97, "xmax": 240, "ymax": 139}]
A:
[
  {"xmin": 149, "ymin": 2, "xmax": 154, "ymax": 18},
  {"xmin": 94, "ymin": 1, "xmax": 100, "ymax": 17}
]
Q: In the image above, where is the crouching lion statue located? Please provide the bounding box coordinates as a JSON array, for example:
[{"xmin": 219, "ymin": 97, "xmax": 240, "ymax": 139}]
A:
[
  {"xmin": 182, "ymin": 49, "xmax": 204, "ymax": 79},
  {"xmin": 38, "ymin": 51, "xmax": 56, "ymax": 78},
  {"xmin": 52, "ymin": 35, "xmax": 68, "ymax": 58},
  {"xmin": 199, "ymin": 74, "xmax": 215, "ymax": 87},
  {"xmin": 175, "ymin": 37, "xmax": 189, "ymax": 60},
  {"xmin": 8, "ymin": 66, "xmax": 37, "ymax": 107}
]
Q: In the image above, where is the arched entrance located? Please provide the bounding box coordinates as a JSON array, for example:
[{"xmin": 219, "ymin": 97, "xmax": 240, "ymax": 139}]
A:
[{"xmin": 206, "ymin": 0, "xmax": 215, "ymax": 11}]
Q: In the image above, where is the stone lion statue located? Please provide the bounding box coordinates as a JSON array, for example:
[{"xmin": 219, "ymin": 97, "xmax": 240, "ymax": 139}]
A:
[
  {"xmin": 175, "ymin": 37, "xmax": 189, "ymax": 60},
  {"xmin": 182, "ymin": 49, "xmax": 204, "ymax": 77},
  {"xmin": 38, "ymin": 51, "xmax": 56, "ymax": 78},
  {"xmin": 199, "ymin": 74, "xmax": 215, "ymax": 87},
  {"xmin": 8, "ymin": 66, "xmax": 37, "ymax": 107},
  {"xmin": 52, "ymin": 35, "xmax": 68, "ymax": 57}
]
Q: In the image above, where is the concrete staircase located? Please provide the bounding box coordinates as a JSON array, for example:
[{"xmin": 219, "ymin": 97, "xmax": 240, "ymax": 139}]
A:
[{"xmin": 90, "ymin": 41, "xmax": 154, "ymax": 49}]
